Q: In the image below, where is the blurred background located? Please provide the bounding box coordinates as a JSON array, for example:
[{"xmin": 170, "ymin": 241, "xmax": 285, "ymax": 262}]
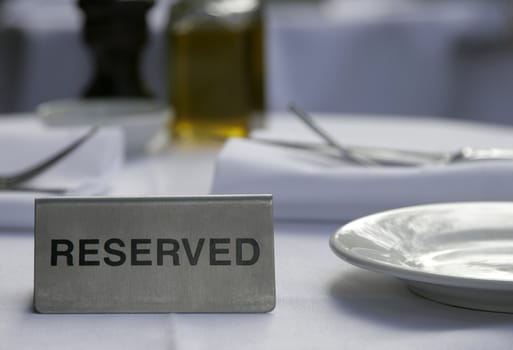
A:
[{"xmin": 1, "ymin": 0, "xmax": 513, "ymax": 125}]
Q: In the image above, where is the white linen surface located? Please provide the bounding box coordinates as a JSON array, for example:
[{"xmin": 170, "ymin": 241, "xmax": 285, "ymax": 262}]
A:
[
  {"xmin": 3, "ymin": 222, "xmax": 513, "ymax": 349},
  {"xmin": 0, "ymin": 117, "xmax": 123, "ymax": 229},
  {"xmin": 212, "ymin": 114, "xmax": 513, "ymax": 222}
]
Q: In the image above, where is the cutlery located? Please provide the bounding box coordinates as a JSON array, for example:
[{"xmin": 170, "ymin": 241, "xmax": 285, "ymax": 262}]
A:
[
  {"xmin": 288, "ymin": 104, "xmax": 378, "ymax": 166},
  {"xmin": 0, "ymin": 187, "xmax": 67, "ymax": 194},
  {"xmin": 288, "ymin": 104, "xmax": 513, "ymax": 166},
  {"xmin": 0, "ymin": 127, "xmax": 98, "ymax": 190}
]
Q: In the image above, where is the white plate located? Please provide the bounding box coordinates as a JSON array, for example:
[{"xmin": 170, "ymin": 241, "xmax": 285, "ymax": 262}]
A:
[
  {"xmin": 38, "ymin": 99, "xmax": 170, "ymax": 156},
  {"xmin": 330, "ymin": 202, "xmax": 513, "ymax": 312}
]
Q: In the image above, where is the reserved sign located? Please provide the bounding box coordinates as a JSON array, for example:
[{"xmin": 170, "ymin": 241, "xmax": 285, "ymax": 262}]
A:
[{"xmin": 34, "ymin": 195, "xmax": 275, "ymax": 313}]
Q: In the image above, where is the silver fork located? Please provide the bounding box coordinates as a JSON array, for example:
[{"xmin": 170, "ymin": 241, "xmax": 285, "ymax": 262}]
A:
[
  {"xmin": 288, "ymin": 104, "xmax": 513, "ymax": 166},
  {"xmin": 0, "ymin": 127, "xmax": 98, "ymax": 192}
]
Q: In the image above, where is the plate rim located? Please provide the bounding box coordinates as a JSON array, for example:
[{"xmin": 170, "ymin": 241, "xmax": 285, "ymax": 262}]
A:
[
  {"xmin": 330, "ymin": 201, "xmax": 513, "ymax": 290},
  {"xmin": 37, "ymin": 98, "xmax": 170, "ymax": 126}
]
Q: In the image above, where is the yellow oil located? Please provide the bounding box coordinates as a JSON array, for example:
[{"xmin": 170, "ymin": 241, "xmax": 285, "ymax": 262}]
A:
[{"xmin": 168, "ymin": 17, "xmax": 264, "ymax": 142}]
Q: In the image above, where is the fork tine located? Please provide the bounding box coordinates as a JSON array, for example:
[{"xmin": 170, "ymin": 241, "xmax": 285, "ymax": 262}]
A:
[
  {"xmin": 0, "ymin": 127, "xmax": 98, "ymax": 188},
  {"xmin": 0, "ymin": 186, "xmax": 67, "ymax": 194}
]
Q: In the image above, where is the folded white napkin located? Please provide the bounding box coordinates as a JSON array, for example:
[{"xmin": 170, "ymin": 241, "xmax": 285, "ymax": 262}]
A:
[
  {"xmin": 212, "ymin": 114, "xmax": 513, "ymax": 222},
  {"xmin": 0, "ymin": 117, "xmax": 123, "ymax": 229}
]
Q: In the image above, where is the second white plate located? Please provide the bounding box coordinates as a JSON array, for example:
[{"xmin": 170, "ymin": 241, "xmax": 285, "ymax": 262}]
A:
[
  {"xmin": 38, "ymin": 99, "xmax": 170, "ymax": 156},
  {"xmin": 330, "ymin": 202, "xmax": 513, "ymax": 312}
]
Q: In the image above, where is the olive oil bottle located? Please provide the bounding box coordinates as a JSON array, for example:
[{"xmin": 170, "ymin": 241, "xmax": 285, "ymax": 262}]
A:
[{"xmin": 166, "ymin": 0, "xmax": 265, "ymax": 141}]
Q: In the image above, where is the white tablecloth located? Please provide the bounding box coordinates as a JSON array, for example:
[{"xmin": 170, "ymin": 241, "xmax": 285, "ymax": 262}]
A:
[
  {"xmin": 4, "ymin": 221, "xmax": 513, "ymax": 349},
  {"xmin": 1, "ymin": 114, "xmax": 513, "ymax": 349},
  {"xmin": 2, "ymin": 0, "xmax": 513, "ymax": 124}
]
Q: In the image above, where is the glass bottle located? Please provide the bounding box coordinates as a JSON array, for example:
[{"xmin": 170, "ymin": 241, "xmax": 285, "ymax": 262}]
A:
[{"xmin": 166, "ymin": 0, "xmax": 265, "ymax": 141}]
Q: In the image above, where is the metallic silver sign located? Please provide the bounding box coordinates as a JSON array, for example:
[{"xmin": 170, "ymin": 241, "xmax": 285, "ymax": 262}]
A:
[{"xmin": 34, "ymin": 195, "xmax": 275, "ymax": 313}]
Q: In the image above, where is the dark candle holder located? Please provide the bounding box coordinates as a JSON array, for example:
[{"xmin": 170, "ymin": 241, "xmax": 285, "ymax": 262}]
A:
[{"xmin": 78, "ymin": 0, "xmax": 154, "ymax": 98}]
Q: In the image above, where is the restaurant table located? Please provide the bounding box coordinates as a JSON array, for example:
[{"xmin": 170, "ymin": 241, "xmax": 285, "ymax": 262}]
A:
[
  {"xmin": 1, "ymin": 134, "xmax": 513, "ymax": 349},
  {"xmin": 2, "ymin": 0, "xmax": 513, "ymax": 124}
]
